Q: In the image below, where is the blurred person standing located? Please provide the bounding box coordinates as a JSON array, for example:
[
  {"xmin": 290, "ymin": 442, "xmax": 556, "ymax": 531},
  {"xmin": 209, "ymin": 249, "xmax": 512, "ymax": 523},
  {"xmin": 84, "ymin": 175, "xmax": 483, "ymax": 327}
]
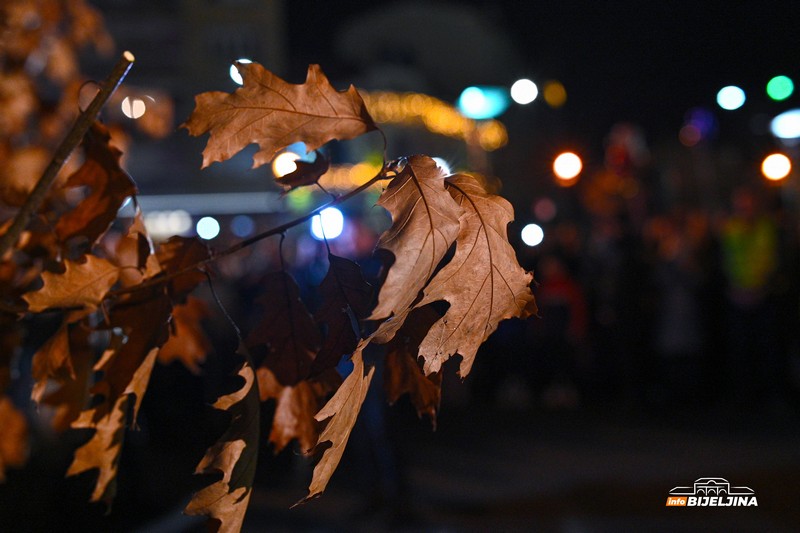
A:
[{"xmin": 719, "ymin": 186, "xmax": 780, "ymax": 407}]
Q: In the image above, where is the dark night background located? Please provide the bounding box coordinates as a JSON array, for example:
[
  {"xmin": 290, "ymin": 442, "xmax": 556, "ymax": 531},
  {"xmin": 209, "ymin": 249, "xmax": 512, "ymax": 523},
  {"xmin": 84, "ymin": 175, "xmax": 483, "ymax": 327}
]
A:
[{"xmin": 3, "ymin": 1, "xmax": 800, "ymax": 532}]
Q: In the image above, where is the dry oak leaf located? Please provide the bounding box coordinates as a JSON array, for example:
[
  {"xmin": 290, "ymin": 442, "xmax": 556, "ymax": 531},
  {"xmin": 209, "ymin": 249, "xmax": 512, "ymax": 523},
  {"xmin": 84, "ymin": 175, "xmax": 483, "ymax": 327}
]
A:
[
  {"xmin": 114, "ymin": 209, "xmax": 161, "ymax": 288},
  {"xmin": 55, "ymin": 121, "xmax": 137, "ymax": 245},
  {"xmin": 94, "ymin": 291, "xmax": 172, "ymax": 423},
  {"xmin": 247, "ymin": 271, "xmax": 321, "ymax": 386},
  {"xmin": 155, "ymin": 236, "xmax": 211, "ymax": 302},
  {"xmin": 157, "ymin": 296, "xmax": 211, "ymax": 373},
  {"xmin": 23, "ymin": 255, "xmax": 120, "ymax": 312},
  {"xmin": 310, "ymin": 254, "xmax": 372, "ymax": 377},
  {"xmin": 257, "ymin": 366, "xmax": 318, "ymax": 454},
  {"xmin": 186, "ymin": 356, "xmax": 260, "ymax": 533},
  {"xmin": 0, "ymin": 395, "xmax": 28, "ymax": 482},
  {"xmin": 31, "ymin": 323, "xmax": 72, "ymax": 405},
  {"xmin": 416, "ymin": 174, "xmax": 537, "ymax": 377},
  {"xmin": 275, "ymin": 151, "xmax": 329, "ymax": 192},
  {"xmin": 67, "ymin": 348, "xmax": 157, "ymax": 506},
  {"xmin": 34, "ymin": 321, "xmax": 93, "ymax": 433},
  {"xmin": 369, "ymin": 155, "xmax": 464, "ymax": 321},
  {"xmin": 383, "ymin": 306, "xmax": 444, "ymax": 427},
  {"xmin": 184, "ymin": 62, "xmax": 376, "ymax": 169},
  {"xmin": 297, "ymin": 341, "xmax": 375, "ymax": 504},
  {"xmin": 258, "ymin": 366, "xmax": 341, "ymax": 454}
]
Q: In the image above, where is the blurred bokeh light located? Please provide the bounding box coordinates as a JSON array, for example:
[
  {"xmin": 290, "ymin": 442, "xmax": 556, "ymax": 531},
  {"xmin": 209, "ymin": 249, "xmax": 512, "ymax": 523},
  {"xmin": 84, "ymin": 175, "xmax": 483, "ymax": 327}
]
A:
[
  {"xmin": 311, "ymin": 207, "xmax": 344, "ymax": 240},
  {"xmin": 521, "ymin": 223, "xmax": 544, "ymax": 246},
  {"xmin": 510, "ymin": 78, "xmax": 538, "ymax": 104},
  {"xmin": 716, "ymin": 85, "xmax": 746, "ymax": 110},
  {"xmin": 771, "ymin": 109, "xmax": 800, "ymax": 139},
  {"xmin": 553, "ymin": 151, "xmax": 582, "ymax": 181},
  {"xmin": 196, "ymin": 216, "xmax": 221, "ymax": 240},
  {"xmin": 761, "ymin": 153, "xmax": 791, "ymax": 181},
  {"xmin": 766, "ymin": 75, "xmax": 794, "ymax": 101},
  {"xmin": 542, "ymin": 80, "xmax": 567, "ymax": 108},
  {"xmin": 229, "ymin": 58, "xmax": 252, "ymax": 85}
]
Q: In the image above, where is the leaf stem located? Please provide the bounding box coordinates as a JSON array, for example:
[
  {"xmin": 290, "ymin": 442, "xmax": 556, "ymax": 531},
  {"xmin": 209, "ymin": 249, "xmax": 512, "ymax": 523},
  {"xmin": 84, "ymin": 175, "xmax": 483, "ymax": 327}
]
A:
[{"xmin": 0, "ymin": 51, "xmax": 136, "ymax": 258}]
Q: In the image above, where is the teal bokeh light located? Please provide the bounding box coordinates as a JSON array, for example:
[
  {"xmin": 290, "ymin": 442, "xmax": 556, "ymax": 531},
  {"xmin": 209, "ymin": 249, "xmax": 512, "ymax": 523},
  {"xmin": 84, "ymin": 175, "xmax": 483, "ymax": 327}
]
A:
[{"xmin": 457, "ymin": 86, "xmax": 510, "ymax": 119}]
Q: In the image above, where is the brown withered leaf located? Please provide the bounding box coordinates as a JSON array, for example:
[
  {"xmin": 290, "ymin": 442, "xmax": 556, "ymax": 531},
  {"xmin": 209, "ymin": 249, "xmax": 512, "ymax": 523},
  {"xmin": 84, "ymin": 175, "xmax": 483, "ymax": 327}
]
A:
[
  {"xmin": 416, "ymin": 174, "xmax": 537, "ymax": 377},
  {"xmin": 247, "ymin": 271, "xmax": 321, "ymax": 386},
  {"xmin": 23, "ymin": 256, "xmax": 120, "ymax": 312},
  {"xmin": 0, "ymin": 395, "xmax": 28, "ymax": 482},
  {"xmin": 275, "ymin": 152, "xmax": 329, "ymax": 192},
  {"xmin": 67, "ymin": 394, "xmax": 128, "ymax": 505},
  {"xmin": 258, "ymin": 366, "xmax": 341, "ymax": 454},
  {"xmin": 185, "ymin": 355, "xmax": 260, "ymax": 533},
  {"xmin": 31, "ymin": 323, "xmax": 72, "ymax": 404},
  {"xmin": 115, "ymin": 210, "xmax": 161, "ymax": 288},
  {"xmin": 310, "ymin": 254, "xmax": 372, "ymax": 377},
  {"xmin": 385, "ymin": 348, "xmax": 442, "ymax": 428},
  {"xmin": 157, "ymin": 296, "xmax": 211, "ymax": 373},
  {"xmin": 67, "ymin": 349, "xmax": 157, "ymax": 506},
  {"xmin": 258, "ymin": 367, "xmax": 318, "ymax": 454},
  {"xmin": 55, "ymin": 121, "xmax": 137, "ymax": 245},
  {"xmin": 297, "ymin": 341, "xmax": 375, "ymax": 504},
  {"xmin": 383, "ymin": 306, "xmax": 443, "ymax": 427},
  {"xmin": 369, "ymin": 155, "xmax": 464, "ymax": 321},
  {"xmin": 184, "ymin": 63, "xmax": 376, "ymax": 169},
  {"xmin": 36, "ymin": 322, "xmax": 93, "ymax": 433},
  {"xmin": 155, "ymin": 236, "xmax": 211, "ymax": 302},
  {"xmin": 94, "ymin": 291, "xmax": 172, "ymax": 423}
]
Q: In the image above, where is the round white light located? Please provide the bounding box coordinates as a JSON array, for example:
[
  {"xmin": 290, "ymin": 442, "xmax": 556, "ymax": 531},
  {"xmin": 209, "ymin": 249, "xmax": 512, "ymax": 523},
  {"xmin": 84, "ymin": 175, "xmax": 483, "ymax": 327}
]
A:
[
  {"xmin": 762, "ymin": 153, "xmax": 792, "ymax": 181},
  {"xmin": 521, "ymin": 223, "xmax": 544, "ymax": 247},
  {"xmin": 196, "ymin": 216, "xmax": 220, "ymax": 240},
  {"xmin": 432, "ymin": 157, "xmax": 452, "ymax": 175},
  {"xmin": 510, "ymin": 78, "xmax": 538, "ymax": 104},
  {"xmin": 121, "ymin": 96, "xmax": 146, "ymax": 119},
  {"xmin": 553, "ymin": 152, "xmax": 582, "ymax": 180},
  {"xmin": 272, "ymin": 151, "xmax": 301, "ymax": 178},
  {"xmin": 311, "ymin": 207, "xmax": 344, "ymax": 240},
  {"xmin": 229, "ymin": 58, "xmax": 253, "ymax": 85},
  {"xmin": 770, "ymin": 109, "xmax": 800, "ymax": 139},
  {"xmin": 717, "ymin": 85, "xmax": 746, "ymax": 111}
]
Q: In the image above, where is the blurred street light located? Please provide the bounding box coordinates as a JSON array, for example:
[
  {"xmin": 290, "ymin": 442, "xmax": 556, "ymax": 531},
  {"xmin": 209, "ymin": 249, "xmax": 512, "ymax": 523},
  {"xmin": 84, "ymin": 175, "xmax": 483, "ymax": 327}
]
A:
[
  {"xmin": 271, "ymin": 151, "xmax": 301, "ymax": 178},
  {"xmin": 457, "ymin": 86, "xmax": 510, "ymax": 119},
  {"xmin": 761, "ymin": 153, "xmax": 791, "ymax": 181},
  {"xmin": 311, "ymin": 207, "xmax": 344, "ymax": 240},
  {"xmin": 510, "ymin": 78, "xmax": 538, "ymax": 104},
  {"xmin": 771, "ymin": 109, "xmax": 800, "ymax": 139},
  {"xmin": 229, "ymin": 58, "xmax": 252, "ymax": 85},
  {"xmin": 521, "ymin": 223, "xmax": 544, "ymax": 247},
  {"xmin": 717, "ymin": 85, "xmax": 746, "ymax": 110},
  {"xmin": 553, "ymin": 151, "xmax": 582, "ymax": 182},
  {"xmin": 767, "ymin": 75, "xmax": 794, "ymax": 101},
  {"xmin": 196, "ymin": 216, "xmax": 221, "ymax": 240}
]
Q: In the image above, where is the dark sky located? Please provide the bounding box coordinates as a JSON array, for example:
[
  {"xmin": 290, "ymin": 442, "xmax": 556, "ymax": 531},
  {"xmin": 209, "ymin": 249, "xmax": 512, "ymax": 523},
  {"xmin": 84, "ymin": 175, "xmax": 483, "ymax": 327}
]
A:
[{"xmin": 286, "ymin": 1, "xmax": 800, "ymax": 141}]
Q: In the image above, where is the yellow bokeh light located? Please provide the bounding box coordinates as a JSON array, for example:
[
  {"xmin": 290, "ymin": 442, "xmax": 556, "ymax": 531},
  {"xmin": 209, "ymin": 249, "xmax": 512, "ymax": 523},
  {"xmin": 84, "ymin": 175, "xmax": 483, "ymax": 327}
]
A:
[
  {"xmin": 761, "ymin": 153, "xmax": 791, "ymax": 181},
  {"xmin": 543, "ymin": 81, "xmax": 567, "ymax": 108},
  {"xmin": 361, "ymin": 91, "xmax": 507, "ymax": 151}
]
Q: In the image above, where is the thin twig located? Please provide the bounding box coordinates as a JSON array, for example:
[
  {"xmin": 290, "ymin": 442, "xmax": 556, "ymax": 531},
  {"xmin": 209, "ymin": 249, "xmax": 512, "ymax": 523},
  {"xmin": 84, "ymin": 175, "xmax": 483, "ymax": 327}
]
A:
[
  {"xmin": 110, "ymin": 167, "xmax": 393, "ymax": 298},
  {"xmin": 0, "ymin": 51, "xmax": 136, "ymax": 257}
]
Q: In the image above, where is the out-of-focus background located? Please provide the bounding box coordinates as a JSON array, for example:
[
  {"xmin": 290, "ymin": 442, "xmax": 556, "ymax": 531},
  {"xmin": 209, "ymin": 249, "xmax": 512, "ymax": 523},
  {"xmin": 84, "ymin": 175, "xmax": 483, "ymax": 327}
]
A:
[{"xmin": 2, "ymin": 1, "xmax": 800, "ymax": 531}]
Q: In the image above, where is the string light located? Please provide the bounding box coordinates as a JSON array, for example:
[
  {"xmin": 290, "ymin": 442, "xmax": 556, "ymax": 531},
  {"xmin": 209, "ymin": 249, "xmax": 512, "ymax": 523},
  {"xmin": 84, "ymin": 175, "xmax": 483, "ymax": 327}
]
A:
[{"xmin": 361, "ymin": 91, "xmax": 507, "ymax": 151}]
